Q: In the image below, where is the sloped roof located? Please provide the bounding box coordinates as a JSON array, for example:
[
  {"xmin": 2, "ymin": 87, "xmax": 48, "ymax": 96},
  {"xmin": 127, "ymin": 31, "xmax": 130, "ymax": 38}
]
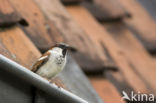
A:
[
  {"xmin": 0, "ymin": 0, "xmax": 156, "ymax": 102},
  {"xmin": 64, "ymin": 0, "xmax": 156, "ymax": 99}
]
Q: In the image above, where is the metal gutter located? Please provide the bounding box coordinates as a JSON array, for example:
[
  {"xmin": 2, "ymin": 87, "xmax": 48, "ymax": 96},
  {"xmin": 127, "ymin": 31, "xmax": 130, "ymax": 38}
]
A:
[{"xmin": 0, "ymin": 54, "xmax": 89, "ymax": 103}]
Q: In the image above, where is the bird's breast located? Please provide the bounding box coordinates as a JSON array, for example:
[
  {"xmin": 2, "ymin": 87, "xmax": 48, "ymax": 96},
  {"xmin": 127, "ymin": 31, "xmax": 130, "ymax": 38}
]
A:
[
  {"xmin": 36, "ymin": 54, "xmax": 66, "ymax": 79},
  {"xmin": 55, "ymin": 55, "xmax": 65, "ymax": 65}
]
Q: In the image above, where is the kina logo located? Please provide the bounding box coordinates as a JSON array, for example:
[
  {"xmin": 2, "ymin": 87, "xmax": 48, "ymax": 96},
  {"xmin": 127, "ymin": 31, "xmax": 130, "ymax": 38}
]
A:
[{"xmin": 121, "ymin": 91, "xmax": 155, "ymax": 102}]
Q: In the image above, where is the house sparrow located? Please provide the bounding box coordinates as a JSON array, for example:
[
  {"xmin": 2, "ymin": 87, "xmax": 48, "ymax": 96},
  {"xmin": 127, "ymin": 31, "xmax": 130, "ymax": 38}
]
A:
[{"xmin": 32, "ymin": 43, "xmax": 74, "ymax": 80}]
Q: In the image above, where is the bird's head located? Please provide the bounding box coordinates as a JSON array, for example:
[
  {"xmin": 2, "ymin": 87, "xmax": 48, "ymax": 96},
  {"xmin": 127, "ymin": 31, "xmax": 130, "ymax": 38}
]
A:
[{"xmin": 51, "ymin": 43, "xmax": 76, "ymax": 57}]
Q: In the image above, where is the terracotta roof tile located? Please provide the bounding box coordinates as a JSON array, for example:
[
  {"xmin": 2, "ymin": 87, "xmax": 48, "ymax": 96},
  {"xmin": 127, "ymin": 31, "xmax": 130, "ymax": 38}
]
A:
[
  {"xmin": 81, "ymin": 0, "xmax": 131, "ymax": 22},
  {"xmin": 66, "ymin": 5, "xmax": 156, "ymax": 95},
  {"xmin": 117, "ymin": 0, "xmax": 156, "ymax": 53},
  {"xmin": 0, "ymin": 27, "xmax": 40, "ymax": 69},
  {"xmin": 89, "ymin": 76, "xmax": 126, "ymax": 103},
  {"xmin": 9, "ymin": 0, "xmax": 55, "ymax": 51},
  {"xmin": 103, "ymin": 21, "xmax": 156, "ymax": 94},
  {"xmin": 61, "ymin": 0, "xmax": 84, "ymax": 5},
  {"xmin": 0, "ymin": 0, "xmax": 24, "ymax": 27}
]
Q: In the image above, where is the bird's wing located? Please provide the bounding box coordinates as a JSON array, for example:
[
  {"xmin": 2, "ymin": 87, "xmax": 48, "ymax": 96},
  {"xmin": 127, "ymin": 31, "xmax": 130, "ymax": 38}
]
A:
[{"xmin": 32, "ymin": 51, "xmax": 51, "ymax": 72}]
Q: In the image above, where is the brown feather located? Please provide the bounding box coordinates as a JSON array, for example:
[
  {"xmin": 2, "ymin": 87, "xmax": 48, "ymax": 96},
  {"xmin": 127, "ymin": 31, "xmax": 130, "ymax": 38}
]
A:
[{"xmin": 32, "ymin": 51, "xmax": 51, "ymax": 72}]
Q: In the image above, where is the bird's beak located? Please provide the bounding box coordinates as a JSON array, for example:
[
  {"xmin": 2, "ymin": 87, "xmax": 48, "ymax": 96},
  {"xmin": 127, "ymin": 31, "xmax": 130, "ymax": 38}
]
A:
[{"xmin": 66, "ymin": 45, "xmax": 77, "ymax": 52}]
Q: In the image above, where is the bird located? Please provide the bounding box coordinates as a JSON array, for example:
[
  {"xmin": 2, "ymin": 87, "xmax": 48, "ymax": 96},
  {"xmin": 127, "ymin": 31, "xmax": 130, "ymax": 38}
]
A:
[{"xmin": 32, "ymin": 43, "xmax": 75, "ymax": 80}]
